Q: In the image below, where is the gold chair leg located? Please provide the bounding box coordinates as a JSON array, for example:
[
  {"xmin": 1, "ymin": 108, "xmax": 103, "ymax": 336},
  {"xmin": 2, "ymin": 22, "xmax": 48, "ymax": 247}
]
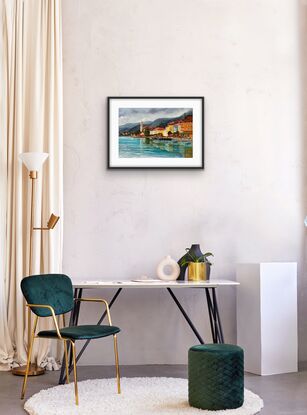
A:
[
  {"xmin": 113, "ymin": 334, "xmax": 121, "ymax": 394},
  {"xmin": 63, "ymin": 340, "xmax": 70, "ymax": 384},
  {"xmin": 70, "ymin": 340, "xmax": 79, "ymax": 405},
  {"xmin": 21, "ymin": 316, "xmax": 38, "ymax": 399}
]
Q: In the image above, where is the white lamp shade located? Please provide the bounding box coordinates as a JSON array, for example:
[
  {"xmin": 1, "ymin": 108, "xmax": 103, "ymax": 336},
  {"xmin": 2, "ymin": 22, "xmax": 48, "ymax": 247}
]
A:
[{"xmin": 19, "ymin": 152, "xmax": 48, "ymax": 171}]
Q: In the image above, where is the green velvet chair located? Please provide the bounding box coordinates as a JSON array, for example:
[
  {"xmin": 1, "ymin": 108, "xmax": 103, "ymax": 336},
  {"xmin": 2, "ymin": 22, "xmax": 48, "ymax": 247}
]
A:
[{"xmin": 20, "ymin": 274, "xmax": 121, "ymax": 405}]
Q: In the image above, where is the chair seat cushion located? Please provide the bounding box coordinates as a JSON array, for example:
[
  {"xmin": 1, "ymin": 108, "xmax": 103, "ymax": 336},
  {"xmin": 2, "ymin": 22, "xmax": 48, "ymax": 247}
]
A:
[{"xmin": 38, "ymin": 325, "xmax": 120, "ymax": 340}]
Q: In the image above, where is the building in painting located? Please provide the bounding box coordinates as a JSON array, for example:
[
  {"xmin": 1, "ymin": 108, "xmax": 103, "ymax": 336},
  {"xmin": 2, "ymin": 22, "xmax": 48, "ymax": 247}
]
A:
[
  {"xmin": 150, "ymin": 127, "xmax": 165, "ymax": 136},
  {"xmin": 173, "ymin": 123, "xmax": 179, "ymax": 133},
  {"xmin": 164, "ymin": 122, "xmax": 176, "ymax": 136},
  {"xmin": 177, "ymin": 115, "xmax": 192, "ymax": 136},
  {"xmin": 134, "ymin": 114, "xmax": 192, "ymax": 139}
]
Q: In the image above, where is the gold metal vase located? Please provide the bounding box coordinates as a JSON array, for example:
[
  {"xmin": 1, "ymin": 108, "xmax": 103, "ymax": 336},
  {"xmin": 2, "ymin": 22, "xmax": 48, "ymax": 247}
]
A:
[{"xmin": 188, "ymin": 262, "xmax": 207, "ymax": 281}]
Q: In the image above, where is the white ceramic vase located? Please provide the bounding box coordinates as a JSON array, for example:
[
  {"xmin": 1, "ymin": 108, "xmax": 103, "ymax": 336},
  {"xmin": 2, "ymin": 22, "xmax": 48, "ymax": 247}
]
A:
[{"xmin": 156, "ymin": 255, "xmax": 180, "ymax": 281}]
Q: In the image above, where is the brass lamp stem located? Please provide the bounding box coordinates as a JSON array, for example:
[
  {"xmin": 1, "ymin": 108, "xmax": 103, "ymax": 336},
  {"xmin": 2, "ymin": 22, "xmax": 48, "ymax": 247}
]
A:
[
  {"xmin": 12, "ymin": 169, "xmax": 45, "ymax": 377},
  {"xmin": 13, "ymin": 154, "xmax": 48, "ymax": 377},
  {"xmin": 29, "ymin": 171, "xmax": 36, "ymax": 275},
  {"xmin": 28, "ymin": 171, "xmax": 37, "ymax": 365}
]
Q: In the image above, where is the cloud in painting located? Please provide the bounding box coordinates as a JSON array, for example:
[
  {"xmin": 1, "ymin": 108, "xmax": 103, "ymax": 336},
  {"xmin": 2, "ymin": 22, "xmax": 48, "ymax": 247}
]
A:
[{"xmin": 119, "ymin": 108, "xmax": 191, "ymax": 125}]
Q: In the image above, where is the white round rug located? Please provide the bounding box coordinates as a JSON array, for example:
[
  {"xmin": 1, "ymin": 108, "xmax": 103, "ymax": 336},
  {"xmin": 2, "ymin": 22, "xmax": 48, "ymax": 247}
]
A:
[{"xmin": 24, "ymin": 377, "xmax": 264, "ymax": 415}]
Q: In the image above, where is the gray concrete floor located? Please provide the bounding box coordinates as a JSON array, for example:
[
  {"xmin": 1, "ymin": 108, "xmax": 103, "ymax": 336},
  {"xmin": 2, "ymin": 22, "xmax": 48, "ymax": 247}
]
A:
[{"xmin": 0, "ymin": 365, "xmax": 306, "ymax": 414}]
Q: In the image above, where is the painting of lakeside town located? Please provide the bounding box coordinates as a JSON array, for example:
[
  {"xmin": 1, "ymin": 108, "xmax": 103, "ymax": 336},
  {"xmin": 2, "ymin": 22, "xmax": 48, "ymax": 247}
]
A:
[
  {"xmin": 118, "ymin": 108, "xmax": 193, "ymax": 159},
  {"xmin": 108, "ymin": 97, "xmax": 204, "ymax": 169}
]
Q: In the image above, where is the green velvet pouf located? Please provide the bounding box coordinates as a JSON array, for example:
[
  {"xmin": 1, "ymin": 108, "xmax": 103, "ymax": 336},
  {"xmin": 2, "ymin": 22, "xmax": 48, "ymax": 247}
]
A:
[{"xmin": 188, "ymin": 344, "xmax": 244, "ymax": 410}]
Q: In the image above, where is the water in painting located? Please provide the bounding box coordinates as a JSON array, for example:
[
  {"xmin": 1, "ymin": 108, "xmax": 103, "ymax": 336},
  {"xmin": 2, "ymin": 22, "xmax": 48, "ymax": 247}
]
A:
[{"xmin": 118, "ymin": 108, "xmax": 193, "ymax": 158}]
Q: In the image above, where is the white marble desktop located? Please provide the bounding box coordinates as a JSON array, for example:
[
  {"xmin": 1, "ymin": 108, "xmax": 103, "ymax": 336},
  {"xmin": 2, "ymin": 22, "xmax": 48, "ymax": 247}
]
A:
[{"xmin": 72, "ymin": 279, "xmax": 239, "ymax": 289}]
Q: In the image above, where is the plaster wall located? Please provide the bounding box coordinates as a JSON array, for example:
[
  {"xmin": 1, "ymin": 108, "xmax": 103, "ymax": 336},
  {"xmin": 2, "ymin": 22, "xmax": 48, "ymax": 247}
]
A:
[{"xmin": 62, "ymin": 0, "xmax": 304, "ymax": 365}]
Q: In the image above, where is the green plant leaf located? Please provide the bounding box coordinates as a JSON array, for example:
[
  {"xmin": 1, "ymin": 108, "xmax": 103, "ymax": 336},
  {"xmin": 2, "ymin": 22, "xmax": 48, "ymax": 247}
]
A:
[{"xmin": 179, "ymin": 249, "xmax": 214, "ymax": 266}]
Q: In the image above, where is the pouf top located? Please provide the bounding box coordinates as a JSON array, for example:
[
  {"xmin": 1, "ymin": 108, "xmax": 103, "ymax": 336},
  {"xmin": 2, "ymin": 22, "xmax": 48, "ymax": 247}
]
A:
[{"xmin": 189, "ymin": 344, "xmax": 243, "ymax": 354}]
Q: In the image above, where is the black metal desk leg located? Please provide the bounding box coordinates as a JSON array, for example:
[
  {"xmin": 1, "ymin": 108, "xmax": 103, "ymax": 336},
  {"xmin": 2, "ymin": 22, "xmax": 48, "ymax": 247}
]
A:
[
  {"xmin": 205, "ymin": 288, "xmax": 217, "ymax": 343},
  {"xmin": 205, "ymin": 287, "xmax": 224, "ymax": 344},
  {"xmin": 73, "ymin": 288, "xmax": 122, "ymax": 368},
  {"xmin": 212, "ymin": 288, "xmax": 224, "ymax": 343},
  {"xmin": 167, "ymin": 288, "xmax": 205, "ymax": 344},
  {"xmin": 58, "ymin": 288, "xmax": 83, "ymax": 385}
]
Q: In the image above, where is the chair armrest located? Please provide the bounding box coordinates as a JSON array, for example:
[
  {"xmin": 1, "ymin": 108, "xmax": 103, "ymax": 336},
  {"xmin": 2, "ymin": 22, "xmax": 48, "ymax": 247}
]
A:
[
  {"xmin": 26, "ymin": 304, "xmax": 63, "ymax": 339},
  {"xmin": 74, "ymin": 298, "xmax": 113, "ymax": 325}
]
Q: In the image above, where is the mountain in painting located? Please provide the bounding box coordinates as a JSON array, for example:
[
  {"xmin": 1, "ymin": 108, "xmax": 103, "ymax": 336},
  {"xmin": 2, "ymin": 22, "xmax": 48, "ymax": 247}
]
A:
[{"xmin": 119, "ymin": 110, "xmax": 192, "ymax": 135}]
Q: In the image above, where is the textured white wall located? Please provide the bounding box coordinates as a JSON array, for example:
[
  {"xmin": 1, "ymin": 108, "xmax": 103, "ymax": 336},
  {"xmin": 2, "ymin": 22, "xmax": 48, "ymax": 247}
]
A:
[{"xmin": 62, "ymin": 0, "xmax": 304, "ymax": 365}]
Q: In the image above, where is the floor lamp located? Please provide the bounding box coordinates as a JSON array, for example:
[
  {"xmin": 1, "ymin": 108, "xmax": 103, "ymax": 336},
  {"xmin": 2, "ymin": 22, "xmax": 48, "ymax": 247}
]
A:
[{"xmin": 12, "ymin": 152, "xmax": 60, "ymax": 377}]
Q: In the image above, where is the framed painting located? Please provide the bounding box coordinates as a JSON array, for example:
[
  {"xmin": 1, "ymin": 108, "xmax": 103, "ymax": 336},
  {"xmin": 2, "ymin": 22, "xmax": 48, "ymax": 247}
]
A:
[{"xmin": 108, "ymin": 97, "xmax": 204, "ymax": 169}]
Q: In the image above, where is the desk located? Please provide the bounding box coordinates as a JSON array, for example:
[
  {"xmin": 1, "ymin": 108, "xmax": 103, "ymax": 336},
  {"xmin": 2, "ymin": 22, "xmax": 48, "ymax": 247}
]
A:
[{"xmin": 59, "ymin": 279, "xmax": 239, "ymax": 384}]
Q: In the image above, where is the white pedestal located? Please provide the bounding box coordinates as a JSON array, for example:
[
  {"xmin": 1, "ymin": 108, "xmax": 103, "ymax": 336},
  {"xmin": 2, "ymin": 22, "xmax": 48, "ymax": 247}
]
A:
[{"xmin": 236, "ymin": 262, "xmax": 298, "ymax": 375}]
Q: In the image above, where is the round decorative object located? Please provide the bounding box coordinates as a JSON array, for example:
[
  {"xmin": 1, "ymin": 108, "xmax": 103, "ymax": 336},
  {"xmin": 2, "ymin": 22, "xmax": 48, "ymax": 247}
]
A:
[
  {"xmin": 24, "ymin": 377, "xmax": 263, "ymax": 415},
  {"xmin": 189, "ymin": 344, "xmax": 244, "ymax": 410},
  {"xmin": 156, "ymin": 255, "xmax": 180, "ymax": 281}
]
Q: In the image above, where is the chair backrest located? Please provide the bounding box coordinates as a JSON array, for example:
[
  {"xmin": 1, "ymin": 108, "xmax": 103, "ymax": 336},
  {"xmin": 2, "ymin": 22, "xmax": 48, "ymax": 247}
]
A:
[{"xmin": 21, "ymin": 274, "xmax": 74, "ymax": 317}]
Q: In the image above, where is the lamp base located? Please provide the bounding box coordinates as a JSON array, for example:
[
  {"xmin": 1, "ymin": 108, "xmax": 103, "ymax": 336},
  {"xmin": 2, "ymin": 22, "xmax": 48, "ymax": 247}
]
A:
[{"xmin": 12, "ymin": 364, "xmax": 45, "ymax": 376}]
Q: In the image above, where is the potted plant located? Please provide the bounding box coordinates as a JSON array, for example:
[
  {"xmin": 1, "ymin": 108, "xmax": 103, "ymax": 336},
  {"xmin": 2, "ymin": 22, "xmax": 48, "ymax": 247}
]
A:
[{"xmin": 179, "ymin": 246, "xmax": 213, "ymax": 281}]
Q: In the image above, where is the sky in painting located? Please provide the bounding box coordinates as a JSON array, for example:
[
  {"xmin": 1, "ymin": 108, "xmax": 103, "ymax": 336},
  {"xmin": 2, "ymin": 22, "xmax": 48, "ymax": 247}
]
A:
[{"xmin": 119, "ymin": 108, "xmax": 191, "ymax": 125}]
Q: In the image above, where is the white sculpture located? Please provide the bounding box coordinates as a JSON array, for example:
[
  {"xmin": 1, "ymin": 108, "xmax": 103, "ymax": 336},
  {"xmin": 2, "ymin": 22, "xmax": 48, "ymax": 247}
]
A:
[{"xmin": 156, "ymin": 255, "xmax": 180, "ymax": 281}]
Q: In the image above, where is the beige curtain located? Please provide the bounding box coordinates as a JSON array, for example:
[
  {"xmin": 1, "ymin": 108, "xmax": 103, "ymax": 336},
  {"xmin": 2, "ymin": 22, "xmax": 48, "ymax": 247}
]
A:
[{"xmin": 0, "ymin": 0, "xmax": 63, "ymax": 370}]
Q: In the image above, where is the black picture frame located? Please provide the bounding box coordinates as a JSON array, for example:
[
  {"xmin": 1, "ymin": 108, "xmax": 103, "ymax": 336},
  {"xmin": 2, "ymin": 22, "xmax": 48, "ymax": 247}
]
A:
[{"xmin": 107, "ymin": 96, "xmax": 204, "ymax": 169}]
